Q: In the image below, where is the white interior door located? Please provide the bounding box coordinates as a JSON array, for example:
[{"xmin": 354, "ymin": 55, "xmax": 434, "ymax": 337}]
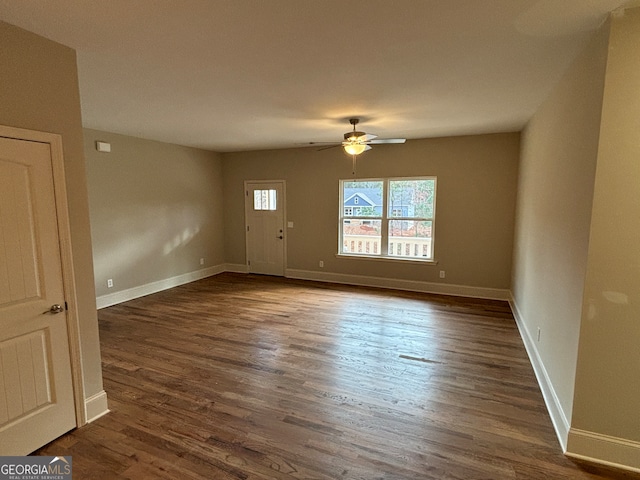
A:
[
  {"xmin": 0, "ymin": 136, "xmax": 76, "ymax": 454},
  {"xmin": 245, "ymin": 181, "xmax": 285, "ymax": 276}
]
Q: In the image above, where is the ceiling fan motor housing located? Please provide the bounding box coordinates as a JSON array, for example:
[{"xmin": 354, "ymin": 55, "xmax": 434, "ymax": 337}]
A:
[{"xmin": 344, "ymin": 131, "xmax": 366, "ymax": 142}]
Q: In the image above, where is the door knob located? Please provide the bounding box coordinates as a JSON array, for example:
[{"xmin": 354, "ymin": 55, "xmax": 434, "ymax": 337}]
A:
[
  {"xmin": 276, "ymin": 235, "xmax": 283, "ymax": 239},
  {"xmin": 46, "ymin": 304, "xmax": 64, "ymax": 314}
]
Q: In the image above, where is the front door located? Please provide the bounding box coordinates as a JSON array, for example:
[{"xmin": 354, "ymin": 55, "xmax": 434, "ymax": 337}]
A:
[
  {"xmin": 0, "ymin": 135, "xmax": 76, "ymax": 454},
  {"xmin": 245, "ymin": 181, "xmax": 285, "ymax": 276}
]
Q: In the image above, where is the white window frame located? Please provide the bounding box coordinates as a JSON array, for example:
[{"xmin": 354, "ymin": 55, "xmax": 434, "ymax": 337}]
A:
[{"xmin": 338, "ymin": 176, "xmax": 437, "ymax": 263}]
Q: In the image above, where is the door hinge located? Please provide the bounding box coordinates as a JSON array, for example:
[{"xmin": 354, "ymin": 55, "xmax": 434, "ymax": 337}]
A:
[
  {"xmin": 248, "ymin": 260, "xmax": 251, "ymax": 266},
  {"xmin": 247, "ymin": 225, "xmax": 250, "ymax": 232},
  {"xmin": 65, "ymin": 301, "xmax": 68, "ymax": 311}
]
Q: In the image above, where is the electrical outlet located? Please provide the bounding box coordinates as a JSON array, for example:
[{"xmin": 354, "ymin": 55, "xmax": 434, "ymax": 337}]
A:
[
  {"xmin": 319, "ymin": 260, "xmax": 324, "ymax": 268},
  {"xmin": 107, "ymin": 279, "xmax": 113, "ymax": 288},
  {"xmin": 439, "ymin": 270, "xmax": 446, "ymax": 279},
  {"xmin": 200, "ymin": 258, "xmax": 205, "ymax": 265}
]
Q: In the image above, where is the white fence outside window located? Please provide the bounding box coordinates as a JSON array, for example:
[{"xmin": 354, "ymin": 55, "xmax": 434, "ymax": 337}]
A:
[{"xmin": 342, "ymin": 234, "xmax": 432, "ymax": 259}]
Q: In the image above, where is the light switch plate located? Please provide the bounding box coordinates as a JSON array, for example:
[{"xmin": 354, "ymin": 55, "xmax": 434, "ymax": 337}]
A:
[{"xmin": 96, "ymin": 141, "xmax": 111, "ymax": 153}]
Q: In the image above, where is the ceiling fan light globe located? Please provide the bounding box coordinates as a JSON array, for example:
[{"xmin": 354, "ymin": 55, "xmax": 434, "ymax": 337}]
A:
[{"xmin": 343, "ymin": 143, "xmax": 368, "ymax": 155}]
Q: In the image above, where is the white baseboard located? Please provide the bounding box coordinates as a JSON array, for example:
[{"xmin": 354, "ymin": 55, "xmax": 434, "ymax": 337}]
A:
[
  {"xmin": 567, "ymin": 429, "xmax": 640, "ymax": 473},
  {"xmin": 508, "ymin": 295, "xmax": 571, "ymax": 451},
  {"xmin": 286, "ymin": 268, "xmax": 511, "ymax": 300},
  {"xmin": 84, "ymin": 390, "xmax": 109, "ymax": 424},
  {"xmin": 97, "ymin": 264, "xmax": 506, "ymax": 309},
  {"xmin": 96, "ymin": 265, "xmax": 225, "ymax": 309}
]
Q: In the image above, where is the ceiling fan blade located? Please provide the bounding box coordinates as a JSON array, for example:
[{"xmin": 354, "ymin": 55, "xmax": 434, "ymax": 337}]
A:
[
  {"xmin": 368, "ymin": 138, "xmax": 406, "ymax": 144},
  {"xmin": 362, "ymin": 133, "xmax": 377, "ymax": 141},
  {"xmin": 317, "ymin": 144, "xmax": 341, "ymax": 151}
]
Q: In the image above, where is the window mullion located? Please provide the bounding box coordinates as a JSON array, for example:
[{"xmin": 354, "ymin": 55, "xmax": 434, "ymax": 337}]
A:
[
  {"xmin": 338, "ymin": 181, "xmax": 345, "ymax": 254},
  {"xmin": 381, "ymin": 179, "xmax": 389, "ymax": 255}
]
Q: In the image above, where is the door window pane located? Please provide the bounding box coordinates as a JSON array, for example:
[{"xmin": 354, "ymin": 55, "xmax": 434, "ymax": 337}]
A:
[{"xmin": 253, "ymin": 189, "xmax": 277, "ymax": 211}]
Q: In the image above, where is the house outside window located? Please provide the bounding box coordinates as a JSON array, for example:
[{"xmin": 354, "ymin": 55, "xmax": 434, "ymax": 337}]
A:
[{"xmin": 339, "ymin": 177, "xmax": 436, "ymax": 260}]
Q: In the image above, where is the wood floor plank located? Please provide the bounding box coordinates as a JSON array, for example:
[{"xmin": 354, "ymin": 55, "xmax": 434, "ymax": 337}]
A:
[{"xmin": 36, "ymin": 273, "xmax": 640, "ymax": 479}]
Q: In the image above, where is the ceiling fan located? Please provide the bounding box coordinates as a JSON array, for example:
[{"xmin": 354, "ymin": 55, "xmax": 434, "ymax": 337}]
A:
[{"xmin": 310, "ymin": 118, "xmax": 406, "ymax": 156}]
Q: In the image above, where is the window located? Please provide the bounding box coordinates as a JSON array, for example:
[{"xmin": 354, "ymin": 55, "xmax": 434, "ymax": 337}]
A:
[
  {"xmin": 253, "ymin": 189, "xmax": 277, "ymax": 211},
  {"xmin": 339, "ymin": 177, "xmax": 436, "ymax": 260}
]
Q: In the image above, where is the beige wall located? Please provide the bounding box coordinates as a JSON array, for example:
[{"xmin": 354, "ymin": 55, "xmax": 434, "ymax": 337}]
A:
[
  {"xmin": 0, "ymin": 22, "xmax": 104, "ymax": 399},
  {"xmin": 571, "ymin": 7, "xmax": 640, "ymax": 444},
  {"xmin": 514, "ymin": 7, "xmax": 640, "ymax": 466},
  {"xmin": 223, "ymin": 133, "xmax": 519, "ymax": 290},
  {"xmin": 84, "ymin": 130, "xmax": 225, "ymax": 298},
  {"xmin": 511, "ymin": 25, "xmax": 609, "ymax": 435}
]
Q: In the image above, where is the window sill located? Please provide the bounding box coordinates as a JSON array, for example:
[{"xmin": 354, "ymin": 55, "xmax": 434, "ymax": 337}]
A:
[{"xmin": 335, "ymin": 253, "xmax": 438, "ymax": 265}]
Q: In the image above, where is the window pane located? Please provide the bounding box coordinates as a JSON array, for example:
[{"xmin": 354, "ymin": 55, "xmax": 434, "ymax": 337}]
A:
[
  {"xmin": 388, "ymin": 220, "xmax": 433, "ymax": 259},
  {"xmin": 388, "ymin": 179, "xmax": 435, "ymax": 218},
  {"xmin": 268, "ymin": 189, "xmax": 277, "ymax": 210},
  {"xmin": 342, "ymin": 219, "xmax": 381, "ymax": 255},
  {"xmin": 343, "ymin": 181, "xmax": 383, "ymax": 218},
  {"xmin": 253, "ymin": 189, "xmax": 277, "ymax": 211}
]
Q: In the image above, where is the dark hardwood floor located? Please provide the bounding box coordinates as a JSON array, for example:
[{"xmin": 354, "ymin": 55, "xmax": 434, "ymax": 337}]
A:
[{"xmin": 37, "ymin": 273, "xmax": 639, "ymax": 479}]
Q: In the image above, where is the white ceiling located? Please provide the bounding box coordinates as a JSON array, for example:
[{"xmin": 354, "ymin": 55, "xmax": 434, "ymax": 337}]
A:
[{"xmin": 0, "ymin": 0, "xmax": 635, "ymax": 152}]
